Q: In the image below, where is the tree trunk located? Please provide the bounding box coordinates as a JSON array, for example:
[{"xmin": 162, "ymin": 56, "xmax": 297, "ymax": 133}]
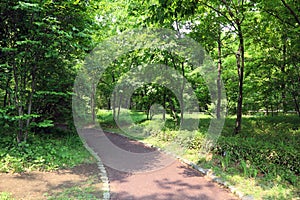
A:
[
  {"xmin": 220, "ymin": 0, "xmax": 245, "ymax": 134},
  {"xmin": 291, "ymin": 88, "xmax": 300, "ymax": 117},
  {"xmin": 3, "ymin": 74, "xmax": 11, "ymax": 107},
  {"xmin": 91, "ymin": 82, "xmax": 96, "ymax": 124},
  {"xmin": 12, "ymin": 63, "xmax": 24, "ymax": 143},
  {"xmin": 234, "ymin": 26, "xmax": 245, "ymax": 134},
  {"xmin": 216, "ymin": 31, "xmax": 222, "ymax": 119},
  {"xmin": 112, "ymin": 73, "xmax": 116, "ymax": 119},
  {"xmin": 180, "ymin": 62, "xmax": 185, "ymax": 127},
  {"xmin": 281, "ymin": 36, "xmax": 287, "ymax": 112},
  {"xmin": 117, "ymin": 92, "xmax": 123, "ymax": 121},
  {"xmin": 107, "ymin": 98, "xmax": 111, "ymax": 110},
  {"xmin": 25, "ymin": 65, "xmax": 36, "ymax": 141},
  {"xmin": 163, "ymin": 88, "xmax": 166, "ymax": 121}
]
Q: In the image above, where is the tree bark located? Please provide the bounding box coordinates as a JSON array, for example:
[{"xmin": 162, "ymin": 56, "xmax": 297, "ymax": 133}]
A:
[
  {"xmin": 117, "ymin": 92, "xmax": 123, "ymax": 121},
  {"xmin": 163, "ymin": 88, "xmax": 166, "ymax": 121},
  {"xmin": 291, "ymin": 92, "xmax": 300, "ymax": 117},
  {"xmin": 112, "ymin": 73, "xmax": 116, "ymax": 119},
  {"xmin": 91, "ymin": 82, "xmax": 96, "ymax": 124},
  {"xmin": 234, "ymin": 29, "xmax": 245, "ymax": 134},
  {"xmin": 25, "ymin": 65, "xmax": 36, "ymax": 141},
  {"xmin": 12, "ymin": 63, "xmax": 24, "ymax": 143},
  {"xmin": 3, "ymin": 76, "xmax": 11, "ymax": 107},
  {"xmin": 180, "ymin": 62, "xmax": 185, "ymax": 127},
  {"xmin": 216, "ymin": 30, "xmax": 222, "ymax": 119},
  {"xmin": 281, "ymin": 35, "xmax": 287, "ymax": 112}
]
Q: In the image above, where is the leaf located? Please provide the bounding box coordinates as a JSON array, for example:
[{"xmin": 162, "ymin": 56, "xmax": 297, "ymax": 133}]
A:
[{"xmin": 37, "ymin": 120, "xmax": 54, "ymax": 128}]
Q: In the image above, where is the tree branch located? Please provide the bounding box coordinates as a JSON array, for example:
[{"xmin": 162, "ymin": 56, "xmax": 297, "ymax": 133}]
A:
[
  {"xmin": 281, "ymin": 0, "xmax": 300, "ymax": 26},
  {"xmin": 200, "ymin": 1, "xmax": 238, "ymax": 32},
  {"xmin": 262, "ymin": 9, "xmax": 297, "ymax": 28}
]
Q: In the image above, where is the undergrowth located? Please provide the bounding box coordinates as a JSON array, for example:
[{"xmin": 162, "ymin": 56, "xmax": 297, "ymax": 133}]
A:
[{"xmin": 0, "ymin": 127, "xmax": 94, "ymax": 173}]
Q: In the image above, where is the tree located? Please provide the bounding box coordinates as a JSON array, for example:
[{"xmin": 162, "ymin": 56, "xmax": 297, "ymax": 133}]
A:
[{"xmin": 0, "ymin": 0, "xmax": 96, "ymax": 142}]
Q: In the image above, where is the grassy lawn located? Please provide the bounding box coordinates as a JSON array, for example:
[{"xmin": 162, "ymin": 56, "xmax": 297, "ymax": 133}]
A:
[{"xmin": 98, "ymin": 109, "xmax": 300, "ymax": 200}]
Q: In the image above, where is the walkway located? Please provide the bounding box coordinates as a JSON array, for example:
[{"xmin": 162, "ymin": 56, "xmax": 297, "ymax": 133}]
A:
[{"xmin": 79, "ymin": 128, "xmax": 238, "ymax": 200}]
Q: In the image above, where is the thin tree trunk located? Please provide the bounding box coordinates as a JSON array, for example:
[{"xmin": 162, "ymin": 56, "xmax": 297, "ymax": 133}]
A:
[
  {"xmin": 234, "ymin": 28, "xmax": 245, "ymax": 134},
  {"xmin": 117, "ymin": 93, "xmax": 123, "ymax": 121},
  {"xmin": 3, "ymin": 76, "xmax": 10, "ymax": 107},
  {"xmin": 91, "ymin": 82, "xmax": 96, "ymax": 124},
  {"xmin": 217, "ymin": 31, "xmax": 222, "ymax": 119},
  {"xmin": 112, "ymin": 73, "xmax": 116, "ymax": 119},
  {"xmin": 180, "ymin": 62, "xmax": 185, "ymax": 127},
  {"xmin": 281, "ymin": 36, "xmax": 287, "ymax": 112},
  {"xmin": 163, "ymin": 88, "xmax": 166, "ymax": 121},
  {"xmin": 112, "ymin": 91, "xmax": 116, "ymax": 119},
  {"xmin": 12, "ymin": 63, "xmax": 23, "ymax": 143},
  {"xmin": 25, "ymin": 66, "xmax": 36, "ymax": 141},
  {"xmin": 107, "ymin": 98, "xmax": 111, "ymax": 110},
  {"xmin": 292, "ymin": 93, "xmax": 300, "ymax": 117},
  {"xmin": 220, "ymin": 0, "xmax": 245, "ymax": 134}
]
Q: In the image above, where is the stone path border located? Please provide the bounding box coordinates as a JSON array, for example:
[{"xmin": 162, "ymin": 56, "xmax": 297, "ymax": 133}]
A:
[{"xmin": 79, "ymin": 129, "xmax": 110, "ymax": 200}]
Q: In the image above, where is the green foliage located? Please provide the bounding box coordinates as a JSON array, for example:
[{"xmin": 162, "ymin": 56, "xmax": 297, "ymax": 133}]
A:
[
  {"xmin": 211, "ymin": 116, "xmax": 300, "ymax": 186},
  {"xmin": 0, "ymin": 0, "xmax": 97, "ymax": 142},
  {"xmin": 0, "ymin": 128, "xmax": 94, "ymax": 173},
  {"xmin": 213, "ymin": 135, "xmax": 299, "ymax": 185},
  {"xmin": 46, "ymin": 186, "xmax": 100, "ymax": 200},
  {"xmin": 0, "ymin": 192, "xmax": 14, "ymax": 200}
]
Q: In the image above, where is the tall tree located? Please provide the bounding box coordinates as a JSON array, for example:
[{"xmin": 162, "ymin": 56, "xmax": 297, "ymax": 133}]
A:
[{"xmin": 0, "ymin": 0, "xmax": 96, "ymax": 142}]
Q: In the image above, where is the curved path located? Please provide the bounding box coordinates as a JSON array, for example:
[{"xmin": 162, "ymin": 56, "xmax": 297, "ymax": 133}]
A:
[{"xmin": 80, "ymin": 128, "xmax": 238, "ymax": 200}]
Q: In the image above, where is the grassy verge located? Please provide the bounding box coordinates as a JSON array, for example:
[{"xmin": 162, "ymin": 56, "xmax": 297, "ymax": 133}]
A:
[
  {"xmin": 44, "ymin": 174, "xmax": 102, "ymax": 200},
  {"xmin": 0, "ymin": 192, "xmax": 14, "ymax": 200},
  {"xmin": 98, "ymin": 109, "xmax": 300, "ymax": 199},
  {"xmin": 0, "ymin": 127, "xmax": 95, "ymax": 173},
  {"xmin": 0, "ymin": 126, "xmax": 100, "ymax": 200}
]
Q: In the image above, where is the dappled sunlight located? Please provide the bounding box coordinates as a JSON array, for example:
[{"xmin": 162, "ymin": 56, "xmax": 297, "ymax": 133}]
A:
[{"xmin": 98, "ymin": 110, "xmax": 300, "ymax": 199}]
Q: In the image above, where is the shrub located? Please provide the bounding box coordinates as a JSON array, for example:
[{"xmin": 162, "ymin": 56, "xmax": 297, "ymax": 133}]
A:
[
  {"xmin": 213, "ymin": 136, "xmax": 300, "ymax": 185},
  {"xmin": 0, "ymin": 128, "xmax": 93, "ymax": 173}
]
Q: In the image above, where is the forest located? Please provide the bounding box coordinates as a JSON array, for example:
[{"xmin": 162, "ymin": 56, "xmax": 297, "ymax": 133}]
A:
[{"xmin": 0, "ymin": 0, "xmax": 299, "ymax": 199}]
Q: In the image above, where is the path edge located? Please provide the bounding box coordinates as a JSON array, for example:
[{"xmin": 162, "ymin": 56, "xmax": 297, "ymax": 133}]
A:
[
  {"xmin": 106, "ymin": 130, "xmax": 254, "ymax": 200},
  {"xmin": 79, "ymin": 128, "xmax": 110, "ymax": 200}
]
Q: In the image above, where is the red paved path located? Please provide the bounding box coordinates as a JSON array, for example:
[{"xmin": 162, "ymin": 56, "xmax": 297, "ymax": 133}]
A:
[{"xmin": 80, "ymin": 129, "xmax": 238, "ymax": 200}]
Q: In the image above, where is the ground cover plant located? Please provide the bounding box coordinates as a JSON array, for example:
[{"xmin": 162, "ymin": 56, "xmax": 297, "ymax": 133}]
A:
[
  {"xmin": 0, "ymin": 127, "xmax": 94, "ymax": 173},
  {"xmin": 0, "ymin": 126, "xmax": 102, "ymax": 200},
  {"xmin": 98, "ymin": 109, "xmax": 300, "ymax": 199}
]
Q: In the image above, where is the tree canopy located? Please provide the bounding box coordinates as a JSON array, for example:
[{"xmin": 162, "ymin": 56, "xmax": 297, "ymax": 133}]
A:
[{"xmin": 1, "ymin": 0, "xmax": 299, "ymax": 142}]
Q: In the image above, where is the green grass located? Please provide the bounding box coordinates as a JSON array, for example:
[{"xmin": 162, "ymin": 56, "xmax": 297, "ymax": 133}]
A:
[
  {"xmin": 98, "ymin": 109, "xmax": 300, "ymax": 199},
  {"xmin": 46, "ymin": 186, "xmax": 100, "ymax": 200},
  {"xmin": 0, "ymin": 177, "xmax": 102, "ymax": 200},
  {"xmin": 0, "ymin": 192, "xmax": 14, "ymax": 200},
  {"xmin": 0, "ymin": 127, "xmax": 95, "ymax": 173},
  {"xmin": 0, "ymin": 124, "xmax": 102, "ymax": 200},
  {"xmin": 45, "ymin": 175, "xmax": 102, "ymax": 200}
]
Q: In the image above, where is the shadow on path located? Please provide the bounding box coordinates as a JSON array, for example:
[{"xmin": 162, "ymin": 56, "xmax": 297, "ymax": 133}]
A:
[{"xmin": 80, "ymin": 128, "xmax": 238, "ymax": 200}]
